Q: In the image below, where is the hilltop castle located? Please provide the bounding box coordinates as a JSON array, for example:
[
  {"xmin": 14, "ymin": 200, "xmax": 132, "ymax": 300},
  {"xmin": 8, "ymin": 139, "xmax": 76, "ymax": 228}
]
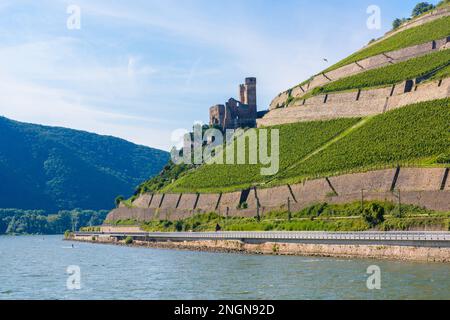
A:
[{"xmin": 209, "ymin": 77, "xmax": 258, "ymax": 130}]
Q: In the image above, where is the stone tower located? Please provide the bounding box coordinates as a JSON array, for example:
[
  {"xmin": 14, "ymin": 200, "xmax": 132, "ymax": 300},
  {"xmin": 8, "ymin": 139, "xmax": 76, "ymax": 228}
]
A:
[
  {"xmin": 240, "ymin": 77, "xmax": 257, "ymax": 110},
  {"xmin": 210, "ymin": 77, "xmax": 258, "ymax": 130},
  {"xmin": 242, "ymin": 78, "xmax": 256, "ymax": 110}
]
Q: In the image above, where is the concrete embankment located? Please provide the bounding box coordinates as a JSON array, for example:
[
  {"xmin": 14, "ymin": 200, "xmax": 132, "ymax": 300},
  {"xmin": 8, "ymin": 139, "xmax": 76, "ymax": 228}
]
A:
[{"xmin": 70, "ymin": 232, "xmax": 450, "ymax": 263}]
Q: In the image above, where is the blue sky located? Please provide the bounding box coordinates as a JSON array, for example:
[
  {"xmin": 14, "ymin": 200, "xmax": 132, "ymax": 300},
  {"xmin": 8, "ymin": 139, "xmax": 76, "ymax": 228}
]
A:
[{"xmin": 0, "ymin": 0, "xmax": 440, "ymax": 150}]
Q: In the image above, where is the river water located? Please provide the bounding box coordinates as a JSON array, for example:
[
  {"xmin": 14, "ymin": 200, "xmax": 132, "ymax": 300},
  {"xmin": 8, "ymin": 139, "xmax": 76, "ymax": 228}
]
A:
[{"xmin": 0, "ymin": 236, "xmax": 448, "ymax": 300}]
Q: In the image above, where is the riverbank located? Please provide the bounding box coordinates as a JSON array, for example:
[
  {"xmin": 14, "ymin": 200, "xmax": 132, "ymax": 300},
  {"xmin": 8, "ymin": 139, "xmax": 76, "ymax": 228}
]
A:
[{"xmin": 70, "ymin": 234, "xmax": 450, "ymax": 263}]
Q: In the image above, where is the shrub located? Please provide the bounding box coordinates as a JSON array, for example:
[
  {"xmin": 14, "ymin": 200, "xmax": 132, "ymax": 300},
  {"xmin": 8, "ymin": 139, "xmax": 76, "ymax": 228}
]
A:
[
  {"xmin": 392, "ymin": 18, "xmax": 407, "ymax": 29},
  {"xmin": 174, "ymin": 220, "xmax": 183, "ymax": 232},
  {"xmin": 124, "ymin": 236, "xmax": 133, "ymax": 245},
  {"xmin": 114, "ymin": 195, "xmax": 125, "ymax": 208},
  {"xmin": 412, "ymin": 2, "xmax": 435, "ymax": 17},
  {"xmin": 362, "ymin": 203, "xmax": 385, "ymax": 227}
]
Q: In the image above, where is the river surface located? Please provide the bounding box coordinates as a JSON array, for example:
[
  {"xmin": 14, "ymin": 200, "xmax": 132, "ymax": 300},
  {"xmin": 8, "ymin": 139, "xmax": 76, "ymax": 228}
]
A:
[{"xmin": 0, "ymin": 235, "xmax": 448, "ymax": 300}]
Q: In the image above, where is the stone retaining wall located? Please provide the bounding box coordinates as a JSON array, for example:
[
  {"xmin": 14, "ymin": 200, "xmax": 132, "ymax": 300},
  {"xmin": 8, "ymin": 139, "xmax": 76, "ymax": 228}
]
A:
[
  {"xmin": 71, "ymin": 237, "xmax": 450, "ymax": 263},
  {"xmin": 259, "ymin": 79, "xmax": 449, "ymax": 127},
  {"xmin": 106, "ymin": 168, "xmax": 450, "ymax": 222},
  {"xmin": 269, "ymin": 35, "xmax": 449, "ymax": 110}
]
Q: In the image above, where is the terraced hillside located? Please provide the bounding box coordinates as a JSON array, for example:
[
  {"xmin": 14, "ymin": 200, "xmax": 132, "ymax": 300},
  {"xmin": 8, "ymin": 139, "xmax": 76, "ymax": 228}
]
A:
[
  {"xmin": 307, "ymin": 49, "xmax": 450, "ymax": 98},
  {"xmin": 165, "ymin": 118, "xmax": 361, "ymax": 193},
  {"xmin": 166, "ymin": 99, "xmax": 449, "ymax": 193},
  {"xmin": 112, "ymin": 3, "xmax": 450, "ymax": 223},
  {"xmin": 323, "ymin": 14, "xmax": 450, "ymax": 73},
  {"xmin": 269, "ymin": 5, "xmax": 450, "ymax": 111}
]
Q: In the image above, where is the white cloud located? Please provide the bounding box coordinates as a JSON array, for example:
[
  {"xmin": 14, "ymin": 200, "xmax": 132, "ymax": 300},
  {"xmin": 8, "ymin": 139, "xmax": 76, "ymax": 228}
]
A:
[
  {"xmin": 0, "ymin": 0, "xmax": 374, "ymax": 151},
  {"xmin": 0, "ymin": 74, "xmax": 173, "ymax": 150}
]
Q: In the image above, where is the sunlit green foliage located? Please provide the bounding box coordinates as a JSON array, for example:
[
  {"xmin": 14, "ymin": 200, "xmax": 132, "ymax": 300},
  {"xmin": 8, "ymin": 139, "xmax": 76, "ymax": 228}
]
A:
[
  {"xmin": 322, "ymin": 16, "xmax": 450, "ymax": 73},
  {"xmin": 280, "ymin": 99, "xmax": 450, "ymax": 182},
  {"xmin": 167, "ymin": 118, "xmax": 360, "ymax": 193},
  {"xmin": 311, "ymin": 50, "xmax": 450, "ymax": 96}
]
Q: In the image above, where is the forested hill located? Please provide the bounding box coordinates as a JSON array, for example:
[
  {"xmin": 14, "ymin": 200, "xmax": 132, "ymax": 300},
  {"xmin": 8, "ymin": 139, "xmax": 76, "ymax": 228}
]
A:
[{"xmin": 0, "ymin": 116, "xmax": 169, "ymax": 212}]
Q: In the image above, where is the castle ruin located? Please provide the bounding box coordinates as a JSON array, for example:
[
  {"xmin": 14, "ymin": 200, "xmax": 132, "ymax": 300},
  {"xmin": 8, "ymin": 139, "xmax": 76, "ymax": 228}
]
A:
[{"xmin": 209, "ymin": 77, "xmax": 257, "ymax": 130}]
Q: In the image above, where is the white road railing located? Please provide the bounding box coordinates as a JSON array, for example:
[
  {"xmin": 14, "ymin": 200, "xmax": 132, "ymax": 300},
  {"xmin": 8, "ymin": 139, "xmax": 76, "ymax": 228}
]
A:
[{"xmin": 74, "ymin": 231, "xmax": 450, "ymax": 242}]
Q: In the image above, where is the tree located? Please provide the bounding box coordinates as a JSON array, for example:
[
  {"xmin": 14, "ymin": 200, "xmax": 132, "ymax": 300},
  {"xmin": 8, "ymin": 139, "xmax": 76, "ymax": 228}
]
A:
[
  {"xmin": 412, "ymin": 2, "xmax": 435, "ymax": 17},
  {"xmin": 115, "ymin": 195, "xmax": 125, "ymax": 208},
  {"xmin": 362, "ymin": 203, "xmax": 385, "ymax": 227},
  {"xmin": 437, "ymin": 0, "xmax": 450, "ymax": 7},
  {"xmin": 392, "ymin": 18, "xmax": 403, "ymax": 29}
]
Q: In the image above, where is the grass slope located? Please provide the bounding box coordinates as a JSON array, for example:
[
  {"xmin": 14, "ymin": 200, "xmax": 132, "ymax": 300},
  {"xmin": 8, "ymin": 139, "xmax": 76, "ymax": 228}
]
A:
[
  {"xmin": 278, "ymin": 98, "xmax": 450, "ymax": 184},
  {"xmin": 166, "ymin": 118, "xmax": 360, "ymax": 193},
  {"xmin": 110, "ymin": 201, "xmax": 450, "ymax": 232},
  {"xmin": 167, "ymin": 99, "xmax": 449, "ymax": 193},
  {"xmin": 308, "ymin": 49, "xmax": 450, "ymax": 97},
  {"xmin": 322, "ymin": 15, "xmax": 450, "ymax": 73}
]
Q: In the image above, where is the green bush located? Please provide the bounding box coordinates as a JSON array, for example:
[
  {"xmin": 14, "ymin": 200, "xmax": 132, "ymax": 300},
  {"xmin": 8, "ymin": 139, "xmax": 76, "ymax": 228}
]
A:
[
  {"xmin": 412, "ymin": 2, "xmax": 435, "ymax": 17},
  {"xmin": 124, "ymin": 236, "xmax": 133, "ymax": 245},
  {"xmin": 362, "ymin": 203, "xmax": 385, "ymax": 227},
  {"xmin": 311, "ymin": 50, "xmax": 450, "ymax": 96},
  {"xmin": 130, "ymin": 201, "xmax": 448, "ymax": 232}
]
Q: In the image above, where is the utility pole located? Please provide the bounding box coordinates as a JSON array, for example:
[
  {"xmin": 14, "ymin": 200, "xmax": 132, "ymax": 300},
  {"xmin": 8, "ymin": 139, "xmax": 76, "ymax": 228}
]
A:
[
  {"xmin": 287, "ymin": 197, "xmax": 292, "ymax": 222},
  {"xmin": 361, "ymin": 189, "xmax": 365, "ymax": 214},
  {"xmin": 256, "ymin": 201, "xmax": 261, "ymax": 222},
  {"xmin": 392, "ymin": 189, "xmax": 402, "ymax": 217}
]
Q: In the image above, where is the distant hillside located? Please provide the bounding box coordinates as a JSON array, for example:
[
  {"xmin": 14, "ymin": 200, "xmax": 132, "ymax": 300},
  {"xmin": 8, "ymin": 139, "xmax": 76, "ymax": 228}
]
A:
[{"xmin": 0, "ymin": 117, "xmax": 169, "ymax": 212}]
